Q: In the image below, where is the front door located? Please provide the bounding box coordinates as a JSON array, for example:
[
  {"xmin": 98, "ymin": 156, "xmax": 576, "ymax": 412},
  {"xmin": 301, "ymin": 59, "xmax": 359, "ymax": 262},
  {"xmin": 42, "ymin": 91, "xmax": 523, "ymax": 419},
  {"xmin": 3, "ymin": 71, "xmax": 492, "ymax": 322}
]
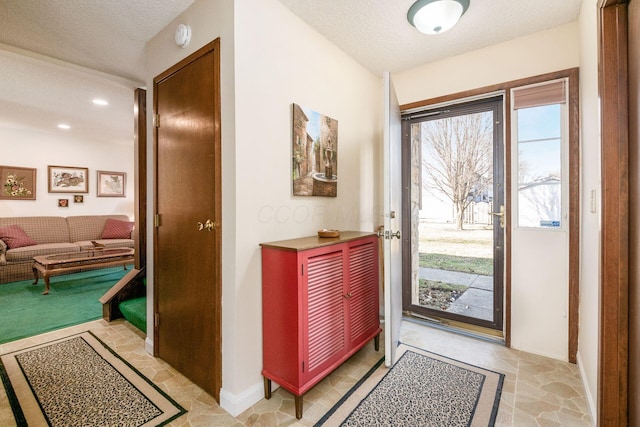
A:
[
  {"xmin": 402, "ymin": 97, "xmax": 504, "ymax": 332},
  {"xmin": 383, "ymin": 72, "xmax": 403, "ymax": 365},
  {"xmin": 153, "ymin": 39, "xmax": 222, "ymax": 400}
]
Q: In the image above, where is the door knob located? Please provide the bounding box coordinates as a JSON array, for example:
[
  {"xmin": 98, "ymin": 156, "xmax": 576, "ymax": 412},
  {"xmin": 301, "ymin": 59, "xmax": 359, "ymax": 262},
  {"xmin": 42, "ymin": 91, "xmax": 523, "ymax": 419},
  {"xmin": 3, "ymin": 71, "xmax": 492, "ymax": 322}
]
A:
[{"xmin": 197, "ymin": 219, "xmax": 217, "ymax": 231}]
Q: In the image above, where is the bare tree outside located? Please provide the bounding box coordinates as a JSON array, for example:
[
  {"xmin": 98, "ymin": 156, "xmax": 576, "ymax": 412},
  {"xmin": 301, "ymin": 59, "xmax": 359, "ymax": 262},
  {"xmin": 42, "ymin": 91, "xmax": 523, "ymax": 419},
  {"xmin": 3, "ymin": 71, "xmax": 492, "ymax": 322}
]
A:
[{"xmin": 421, "ymin": 112, "xmax": 493, "ymax": 230}]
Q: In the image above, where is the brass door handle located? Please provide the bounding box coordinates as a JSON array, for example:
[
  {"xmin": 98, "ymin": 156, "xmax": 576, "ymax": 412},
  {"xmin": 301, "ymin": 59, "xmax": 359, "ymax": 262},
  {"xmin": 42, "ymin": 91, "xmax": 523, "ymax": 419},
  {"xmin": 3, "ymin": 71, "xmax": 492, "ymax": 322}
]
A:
[
  {"xmin": 491, "ymin": 205, "xmax": 505, "ymax": 228},
  {"xmin": 197, "ymin": 219, "xmax": 217, "ymax": 231}
]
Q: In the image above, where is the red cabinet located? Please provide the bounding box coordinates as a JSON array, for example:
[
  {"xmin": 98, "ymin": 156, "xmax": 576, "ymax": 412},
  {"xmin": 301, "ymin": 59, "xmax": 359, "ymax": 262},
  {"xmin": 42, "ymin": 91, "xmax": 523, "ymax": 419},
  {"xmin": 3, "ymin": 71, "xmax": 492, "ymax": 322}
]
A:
[{"xmin": 260, "ymin": 232, "xmax": 381, "ymax": 419}]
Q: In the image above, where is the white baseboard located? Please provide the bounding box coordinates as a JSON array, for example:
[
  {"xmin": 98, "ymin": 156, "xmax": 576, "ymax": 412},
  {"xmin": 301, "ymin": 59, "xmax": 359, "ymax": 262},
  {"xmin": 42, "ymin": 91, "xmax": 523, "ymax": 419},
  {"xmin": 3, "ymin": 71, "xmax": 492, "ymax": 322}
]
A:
[
  {"xmin": 576, "ymin": 351, "xmax": 597, "ymax": 424},
  {"xmin": 220, "ymin": 381, "xmax": 272, "ymax": 417},
  {"xmin": 144, "ymin": 336, "xmax": 153, "ymax": 355}
]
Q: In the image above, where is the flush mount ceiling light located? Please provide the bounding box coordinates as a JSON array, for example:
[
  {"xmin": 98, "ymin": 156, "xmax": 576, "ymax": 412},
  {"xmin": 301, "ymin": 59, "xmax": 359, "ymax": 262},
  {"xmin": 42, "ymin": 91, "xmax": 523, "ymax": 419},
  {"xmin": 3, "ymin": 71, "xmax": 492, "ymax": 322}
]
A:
[
  {"xmin": 57, "ymin": 123, "xmax": 71, "ymax": 130},
  {"xmin": 408, "ymin": 0, "xmax": 470, "ymax": 35},
  {"xmin": 92, "ymin": 98, "xmax": 109, "ymax": 106}
]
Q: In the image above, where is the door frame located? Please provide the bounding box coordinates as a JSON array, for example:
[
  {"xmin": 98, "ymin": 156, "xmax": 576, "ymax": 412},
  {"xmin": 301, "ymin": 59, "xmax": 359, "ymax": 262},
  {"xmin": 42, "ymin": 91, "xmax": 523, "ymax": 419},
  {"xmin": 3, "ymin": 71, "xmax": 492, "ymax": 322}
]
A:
[
  {"xmin": 152, "ymin": 39, "xmax": 222, "ymax": 401},
  {"xmin": 400, "ymin": 68, "xmax": 579, "ymax": 356},
  {"xmin": 133, "ymin": 88, "xmax": 147, "ymax": 270},
  {"xmin": 598, "ymin": 1, "xmax": 631, "ymax": 425},
  {"xmin": 401, "ymin": 96, "xmax": 505, "ymax": 331}
]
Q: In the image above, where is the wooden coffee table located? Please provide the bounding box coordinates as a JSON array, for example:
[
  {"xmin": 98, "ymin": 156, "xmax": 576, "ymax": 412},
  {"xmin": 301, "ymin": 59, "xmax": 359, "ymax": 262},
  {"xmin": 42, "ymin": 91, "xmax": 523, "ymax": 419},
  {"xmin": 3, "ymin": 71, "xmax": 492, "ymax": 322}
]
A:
[{"xmin": 32, "ymin": 248, "xmax": 134, "ymax": 295}]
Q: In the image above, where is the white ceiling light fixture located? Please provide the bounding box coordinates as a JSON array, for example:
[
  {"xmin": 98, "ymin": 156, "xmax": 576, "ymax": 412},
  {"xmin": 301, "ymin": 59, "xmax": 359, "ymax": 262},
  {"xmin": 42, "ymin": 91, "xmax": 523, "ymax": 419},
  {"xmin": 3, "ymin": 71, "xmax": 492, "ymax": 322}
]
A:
[
  {"xmin": 408, "ymin": 0, "xmax": 470, "ymax": 35},
  {"xmin": 57, "ymin": 123, "xmax": 71, "ymax": 130},
  {"xmin": 92, "ymin": 98, "xmax": 109, "ymax": 106},
  {"xmin": 174, "ymin": 24, "xmax": 192, "ymax": 48}
]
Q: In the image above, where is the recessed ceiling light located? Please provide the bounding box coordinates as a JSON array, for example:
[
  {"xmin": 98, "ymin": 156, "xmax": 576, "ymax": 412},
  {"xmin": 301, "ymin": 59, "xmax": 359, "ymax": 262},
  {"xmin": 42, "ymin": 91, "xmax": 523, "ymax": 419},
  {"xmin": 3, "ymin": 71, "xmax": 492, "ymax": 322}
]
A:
[
  {"xmin": 92, "ymin": 98, "xmax": 109, "ymax": 106},
  {"xmin": 57, "ymin": 123, "xmax": 71, "ymax": 130}
]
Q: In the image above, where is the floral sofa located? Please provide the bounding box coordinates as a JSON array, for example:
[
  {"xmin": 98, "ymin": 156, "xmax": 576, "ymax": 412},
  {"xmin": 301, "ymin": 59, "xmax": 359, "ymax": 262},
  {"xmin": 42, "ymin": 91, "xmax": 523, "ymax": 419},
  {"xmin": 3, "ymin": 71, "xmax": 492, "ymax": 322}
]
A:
[{"xmin": 0, "ymin": 215, "xmax": 134, "ymax": 284}]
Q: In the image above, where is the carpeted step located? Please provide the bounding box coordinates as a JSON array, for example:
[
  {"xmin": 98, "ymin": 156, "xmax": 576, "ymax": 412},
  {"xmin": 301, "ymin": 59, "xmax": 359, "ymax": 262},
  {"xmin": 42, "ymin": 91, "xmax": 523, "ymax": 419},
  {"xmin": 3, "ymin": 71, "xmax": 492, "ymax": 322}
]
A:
[{"xmin": 118, "ymin": 297, "xmax": 146, "ymax": 333}]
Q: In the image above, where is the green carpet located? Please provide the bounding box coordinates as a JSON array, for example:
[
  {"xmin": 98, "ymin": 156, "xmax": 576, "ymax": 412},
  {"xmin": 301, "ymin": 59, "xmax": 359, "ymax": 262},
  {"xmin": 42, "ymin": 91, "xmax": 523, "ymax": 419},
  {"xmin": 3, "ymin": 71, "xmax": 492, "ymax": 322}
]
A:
[
  {"xmin": 118, "ymin": 296, "xmax": 147, "ymax": 333},
  {"xmin": 0, "ymin": 268, "xmax": 128, "ymax": 344}
]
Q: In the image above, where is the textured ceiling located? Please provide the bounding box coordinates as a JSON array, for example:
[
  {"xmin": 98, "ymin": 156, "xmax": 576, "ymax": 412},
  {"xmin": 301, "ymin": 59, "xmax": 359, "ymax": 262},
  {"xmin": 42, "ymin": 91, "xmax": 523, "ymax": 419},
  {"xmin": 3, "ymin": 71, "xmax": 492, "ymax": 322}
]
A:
[
  {"xmin": 277, "ymin": 0, "xmax": 583, "ymax": 76},
  {"xmin": 0, "ymin": 0, "xmax": 582, "ymax": 147},
  {"xmin": 0, "ymin": 0, "xmax": 196, "ymax": 146},
  {"xmin": 0, "ymin": 48, "xmax": 137, "ymax": 146},
  {"xmin": 0, "ymin": 0, "xmax": 196, "ymax": 83}
]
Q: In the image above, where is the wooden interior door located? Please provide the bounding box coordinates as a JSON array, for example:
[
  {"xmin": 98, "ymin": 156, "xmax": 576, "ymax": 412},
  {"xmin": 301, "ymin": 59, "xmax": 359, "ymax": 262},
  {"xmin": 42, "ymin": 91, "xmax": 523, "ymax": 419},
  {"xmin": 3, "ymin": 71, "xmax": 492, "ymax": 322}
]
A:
[{"xmin": 153, "ymin": 39, "xmax": 222, "ymax": 401}]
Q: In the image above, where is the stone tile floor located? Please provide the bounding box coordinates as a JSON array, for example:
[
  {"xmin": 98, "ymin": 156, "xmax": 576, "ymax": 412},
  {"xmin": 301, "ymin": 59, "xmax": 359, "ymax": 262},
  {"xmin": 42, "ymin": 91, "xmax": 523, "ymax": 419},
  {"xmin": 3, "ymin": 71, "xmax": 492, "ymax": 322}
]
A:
[{"xmin": 0, "ymin": 318, "xmax": 594, "ymax": 426}]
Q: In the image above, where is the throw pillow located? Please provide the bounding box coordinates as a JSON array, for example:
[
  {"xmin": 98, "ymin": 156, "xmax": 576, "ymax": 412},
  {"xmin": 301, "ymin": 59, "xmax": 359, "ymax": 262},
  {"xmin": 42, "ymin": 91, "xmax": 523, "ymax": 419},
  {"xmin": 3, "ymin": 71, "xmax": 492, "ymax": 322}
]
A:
[
  {"xmin": 0, "ymin": 225, "xmax": 37, "ymax": 249},
  {"xmin": 101, "ymin": 219, "xmax": 134, "ymax": 239}
]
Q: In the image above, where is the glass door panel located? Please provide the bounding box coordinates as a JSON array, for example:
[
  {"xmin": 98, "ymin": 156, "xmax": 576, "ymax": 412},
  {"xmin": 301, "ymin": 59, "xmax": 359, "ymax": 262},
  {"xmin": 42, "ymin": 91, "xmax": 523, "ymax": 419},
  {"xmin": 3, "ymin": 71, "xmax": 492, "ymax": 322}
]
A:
[{"xmin": 404, "ymin": 97, "xmax": 504, "ymax": 331}]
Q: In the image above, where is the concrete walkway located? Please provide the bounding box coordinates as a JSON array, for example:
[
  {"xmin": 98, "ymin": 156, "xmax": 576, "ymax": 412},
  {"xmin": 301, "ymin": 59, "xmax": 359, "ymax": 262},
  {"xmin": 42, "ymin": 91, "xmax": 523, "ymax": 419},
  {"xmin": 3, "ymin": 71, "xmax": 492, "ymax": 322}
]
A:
[{"xmin": 419, "ymin": 267, "xmax": 494, "ymax": 321}]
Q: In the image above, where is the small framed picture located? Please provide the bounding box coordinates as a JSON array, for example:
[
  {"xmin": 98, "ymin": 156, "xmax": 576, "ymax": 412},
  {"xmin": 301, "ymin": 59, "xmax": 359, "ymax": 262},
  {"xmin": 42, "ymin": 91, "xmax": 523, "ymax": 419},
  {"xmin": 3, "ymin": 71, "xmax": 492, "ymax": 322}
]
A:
[
  {"xmin": 0, "ymin": 165, "xmax": 36, "ymax": 200},
  {"xmin": 97, "ymin": 171, "xmax": 126, "ymax": 197},
  {"xmin": 74, "ymin": 195, "xmax": 84, "ymax": 203},
  {"xmin": 48, "ymin": 165, "xmax": 88, "ymax": 193},
  {"xmin": 58, "ymin": 199, "xmax": 69, "ymax": 207}
]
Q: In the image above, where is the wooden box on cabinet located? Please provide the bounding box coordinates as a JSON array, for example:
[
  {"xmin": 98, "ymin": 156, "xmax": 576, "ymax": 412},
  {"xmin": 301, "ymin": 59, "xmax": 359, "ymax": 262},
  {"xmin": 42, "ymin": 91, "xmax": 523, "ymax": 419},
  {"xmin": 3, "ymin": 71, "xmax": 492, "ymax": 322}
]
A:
[{"xmin": 260, "ymin": 231, "xmax": 381, "ymax": 419}]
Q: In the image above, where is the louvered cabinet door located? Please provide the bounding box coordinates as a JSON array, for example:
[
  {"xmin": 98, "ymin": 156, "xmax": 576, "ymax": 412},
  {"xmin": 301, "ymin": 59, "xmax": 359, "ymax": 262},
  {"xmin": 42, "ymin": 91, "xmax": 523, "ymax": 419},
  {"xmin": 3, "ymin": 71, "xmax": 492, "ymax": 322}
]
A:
[
  {"xmin": 261, "ymin": 232, "xmax": 381, "ymax": 418},
  {"xmin": 346, "ymin": 236, "xmax": 380, "ymax": 347},
  {"xmin": 301, "ymin": 248, "xmax": 348, "ymax": 383}
]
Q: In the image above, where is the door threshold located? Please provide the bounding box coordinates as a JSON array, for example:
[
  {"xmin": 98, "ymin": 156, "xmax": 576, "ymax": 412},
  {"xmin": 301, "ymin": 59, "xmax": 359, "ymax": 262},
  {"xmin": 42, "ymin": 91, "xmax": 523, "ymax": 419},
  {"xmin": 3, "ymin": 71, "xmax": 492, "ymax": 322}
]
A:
[{"xmin": 404, "ymin": 312, "xmax": 505, "ymax": 345}]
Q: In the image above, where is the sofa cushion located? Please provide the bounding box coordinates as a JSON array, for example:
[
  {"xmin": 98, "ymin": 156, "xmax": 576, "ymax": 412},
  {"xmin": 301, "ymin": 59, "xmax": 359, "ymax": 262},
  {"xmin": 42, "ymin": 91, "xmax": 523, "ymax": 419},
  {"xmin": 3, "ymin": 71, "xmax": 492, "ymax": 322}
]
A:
[
  {"xmin": 0, "ymin": 225, "xmax": 37, "ymax": 249},
  {"xmin": 67, "ymin": 215, "xmax": 130, "ymax": 242},
  {"xmin": 101, "ymin": 219, "xmax": 134, "ymax": 239},
  {"xmin": 0, "ymin": 217, "xmax": 70, "ymax": 244},
  {"xmin": 5, "ymin": 243, "xmax": 81, "ymax": 262}
]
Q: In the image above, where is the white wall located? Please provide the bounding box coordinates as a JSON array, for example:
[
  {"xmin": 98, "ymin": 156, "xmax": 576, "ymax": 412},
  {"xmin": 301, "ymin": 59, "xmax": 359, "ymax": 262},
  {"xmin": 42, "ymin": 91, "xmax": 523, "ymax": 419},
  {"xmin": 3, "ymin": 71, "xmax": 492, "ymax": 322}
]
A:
[
  {"xmin": 145, "ymin": 0, "xmax": 381, "ymax": 416},
  {"xmin": 232, "ymin": 0, "xmax": 380, "ymax": 410},
  {"xmin": 577, "ymin": 0, "xmax": 600, "ymax": 420},
  {"xmin": 0, "ymin": 127, "xmax": 134, "ymax": 218},
  {"xmin": 393, "ymin": 22, "xmax": 580, "ymax": 104}
]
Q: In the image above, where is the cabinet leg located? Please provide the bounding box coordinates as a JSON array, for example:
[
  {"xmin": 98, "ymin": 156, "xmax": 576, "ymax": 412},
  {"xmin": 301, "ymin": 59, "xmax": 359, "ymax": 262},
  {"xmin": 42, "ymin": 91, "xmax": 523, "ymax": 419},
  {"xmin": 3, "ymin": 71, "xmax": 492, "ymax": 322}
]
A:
[
  {"xmin": 295, "ymin": 395, "xmax": 303, "ymax": 419},
  {"xmin": 263, "ymin": 377, "xmax": 272, "ymax": 399},
  {"xmin": 374, "ymin": 333, "xmax": 380, "ymax": 351}
]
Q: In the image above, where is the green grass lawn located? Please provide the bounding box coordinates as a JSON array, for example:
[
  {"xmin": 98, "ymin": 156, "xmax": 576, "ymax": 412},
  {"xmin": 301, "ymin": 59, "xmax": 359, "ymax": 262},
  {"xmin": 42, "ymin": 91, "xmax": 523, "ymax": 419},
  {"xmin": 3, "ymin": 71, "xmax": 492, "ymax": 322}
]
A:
[{"xmin": 419, "ymin": 252, "xmax": 493, "ymax": 276}]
